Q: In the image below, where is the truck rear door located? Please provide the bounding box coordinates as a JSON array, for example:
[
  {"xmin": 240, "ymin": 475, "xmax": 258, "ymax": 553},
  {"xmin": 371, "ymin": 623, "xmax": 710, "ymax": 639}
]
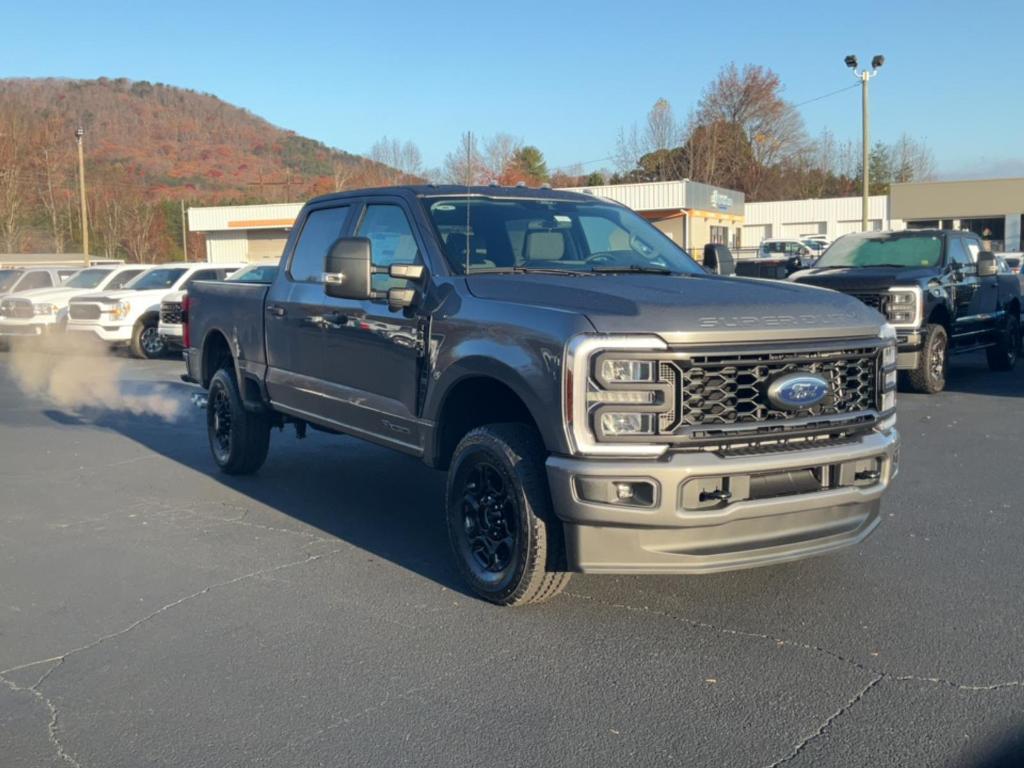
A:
[{"xmin": 264, "ymin": 204, "xmax": 354, "ymax": 414}]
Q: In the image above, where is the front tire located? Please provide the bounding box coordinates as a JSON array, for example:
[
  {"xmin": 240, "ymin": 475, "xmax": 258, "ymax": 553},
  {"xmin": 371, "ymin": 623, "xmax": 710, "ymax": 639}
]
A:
[
  {"xmin": 445, "ymin": 424, "xmax": 569, "ymax": 606},
  {"xmin": 131, "ymin": 318, "xmax": 166, "ymax": 359},
  {"xmin": 906, "ymin": 323, "xmax": 948, "ymax": 394},
  {"xmin": 986, "ymin": 313, "xmax": 1020, "ymax": 371},
  {"xmin": 207, "ymin": 367, "xmax": 271, "ymax": 475}
]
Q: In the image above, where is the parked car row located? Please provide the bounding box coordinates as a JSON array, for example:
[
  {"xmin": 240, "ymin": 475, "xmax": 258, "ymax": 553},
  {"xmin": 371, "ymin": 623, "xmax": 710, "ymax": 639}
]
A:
[{"xmin": 0, "ymin": 261, "xmax": 277, "ymax": 357}]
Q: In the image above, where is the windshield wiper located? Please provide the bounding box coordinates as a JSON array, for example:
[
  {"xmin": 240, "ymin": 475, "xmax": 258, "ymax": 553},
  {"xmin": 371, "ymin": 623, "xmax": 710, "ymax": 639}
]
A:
[
  {"xmin": 467, "ymin": 266, "xmax": 591, "ymax": 276},
  {"xmin": 590, "ymin": 265, "xmax": 677, "ymax": 275}
]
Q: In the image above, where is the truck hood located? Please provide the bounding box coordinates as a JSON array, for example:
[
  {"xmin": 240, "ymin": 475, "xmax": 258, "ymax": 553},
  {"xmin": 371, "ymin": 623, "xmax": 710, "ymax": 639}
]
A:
[
  {"xmin": 74, "ymin": 288, "xmax": 169, "ymax": 302},
  {"xmin": 790, "ymin": 265, "xmax": 938, "ymax": 291},
  {"xmin": 466, "ymin": 273, "xmax": 884, "ymax": 342},
  {"xmin": 1, "ymin": 286, "xmax": 83, "ymax": 304}
]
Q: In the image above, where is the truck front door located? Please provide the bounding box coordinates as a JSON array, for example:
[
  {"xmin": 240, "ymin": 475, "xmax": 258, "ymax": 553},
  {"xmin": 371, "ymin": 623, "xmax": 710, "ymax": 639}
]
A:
[
  {"xmin": 316, "ymin": 199, "xmax": 428, "ymax": 454},
  {"xmin": 946, "ymin": 235, "xmax": 983, "ymax": 345}
]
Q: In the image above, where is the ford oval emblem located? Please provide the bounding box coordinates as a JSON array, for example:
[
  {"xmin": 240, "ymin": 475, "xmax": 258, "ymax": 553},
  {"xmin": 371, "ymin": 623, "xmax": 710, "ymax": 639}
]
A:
[{"xmin": 767, "ymin": 372, "xmax": 830, "ymax": 410}]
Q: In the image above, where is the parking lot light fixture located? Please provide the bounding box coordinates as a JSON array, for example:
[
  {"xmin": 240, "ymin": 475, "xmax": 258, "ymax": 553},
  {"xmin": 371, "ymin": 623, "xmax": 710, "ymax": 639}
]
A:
[{"xmin": 845, "ymin": 54, "xmax": 884, "ymax": 231}]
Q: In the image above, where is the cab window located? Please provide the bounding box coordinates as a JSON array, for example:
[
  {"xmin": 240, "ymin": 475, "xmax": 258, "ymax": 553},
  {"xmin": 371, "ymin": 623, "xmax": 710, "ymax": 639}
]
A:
[
  {"xmin": 289, "ymin": 206, "xmax": 352, "ymax": 283},
  {"xmin": 355, "ymin": 204, "xmax": 421, "ymax": 291},
  {"xmin": 947, "ymin": 237, "xmax": 974, "ymax": 268},
  {"xmin": 18, "ymin": 271, "xmax": 53, "ymax": 290}
]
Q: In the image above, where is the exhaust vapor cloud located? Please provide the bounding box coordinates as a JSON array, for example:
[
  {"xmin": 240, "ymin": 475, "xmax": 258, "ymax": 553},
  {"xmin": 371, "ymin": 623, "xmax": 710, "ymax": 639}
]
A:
[{"xmin": 6, "ymin": 333, "xmax": 186, "ymax": 421}]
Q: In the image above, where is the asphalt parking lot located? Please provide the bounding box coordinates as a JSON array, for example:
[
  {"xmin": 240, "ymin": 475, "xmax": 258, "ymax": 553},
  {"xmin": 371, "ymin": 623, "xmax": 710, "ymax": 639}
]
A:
[{"xmin": 1, "ymin": 352, "xmax": 1022, "ymax": 768}]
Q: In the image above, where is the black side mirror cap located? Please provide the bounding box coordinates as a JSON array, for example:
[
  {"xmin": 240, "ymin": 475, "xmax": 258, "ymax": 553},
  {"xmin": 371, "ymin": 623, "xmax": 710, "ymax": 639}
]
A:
[
  {"xmin": 324, "ymin": 237, "xmax": 373, "ymax": 300},
  {"xmin": 977, "ymin": 250, "xmax": 998, "ymax": 277},
  {"xmin": 389, "ymin": 264, "xmax": 425, "ymax": 282}
]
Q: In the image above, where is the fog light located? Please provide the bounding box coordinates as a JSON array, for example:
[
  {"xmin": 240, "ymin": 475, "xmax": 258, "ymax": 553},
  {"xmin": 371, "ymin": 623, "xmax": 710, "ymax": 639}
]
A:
[
  {"xmin": 575, "ymin": 477, "xmax": 657, "ymax": 507},
  {"xmin": 600, "ymin": 412, "xmax": 654, "ymax": 436},
  {"xmin": 884, "ymin": 370, "xmax": 897, "ymax": 389},
  {"xmin": 881, "ymin": 391, "xmax": 896, "ymax": 412}
]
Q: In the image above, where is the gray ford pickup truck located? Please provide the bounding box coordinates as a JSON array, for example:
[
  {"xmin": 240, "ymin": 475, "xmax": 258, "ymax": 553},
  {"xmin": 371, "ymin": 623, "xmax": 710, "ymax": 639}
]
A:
[{"xmin": 184, "ymin": 185, "xmax": 900, "ymax": 606}]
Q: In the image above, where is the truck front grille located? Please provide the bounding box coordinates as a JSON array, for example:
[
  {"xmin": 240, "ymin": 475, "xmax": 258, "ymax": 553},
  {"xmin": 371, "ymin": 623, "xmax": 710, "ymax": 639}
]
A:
[
  {"xmin": 161, "ymin": 302, "xmax": 182, "ymax": 324},
  {"xmin": 850, "ymin": 293, "xmax": 890, "ymax": 314},
  {"xmin": 661, "ymin": 344, "xmax": 880, "ymax": 442},
  {"xmin": 69, "ymin": 303, "xmax": 101, "ymax": 320},
  {"xmin": 0, "ymin": 299, "xmax": 33, "ymax": 319}
]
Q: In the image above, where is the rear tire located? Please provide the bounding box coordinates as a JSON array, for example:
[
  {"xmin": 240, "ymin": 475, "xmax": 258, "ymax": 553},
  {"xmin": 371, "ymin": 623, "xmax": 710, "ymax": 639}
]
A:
[
  {"xmin": 131, "ymin": 318, "xmax": 166, "ymax": 359},
  {"xmin": 906, "ymin": 323, "xmax": 947, "ymax": 394},
  {"xmin": 445, "ymin": 423, "xmax": 569, "ymax": 606},
  {"xmin": 207, "ymin": 367, "xmax": 271, "ymax": 475},
  {"xmin": 986, "ymin": 313, "xmax": 1020, "ymax": 371}
]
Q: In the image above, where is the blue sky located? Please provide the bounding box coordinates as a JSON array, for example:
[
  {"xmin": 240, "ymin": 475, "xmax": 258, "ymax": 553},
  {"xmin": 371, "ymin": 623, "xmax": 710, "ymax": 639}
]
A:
[{"xmin": 3, "ymin": 0, "xmax": 1022, "ymax": 178}]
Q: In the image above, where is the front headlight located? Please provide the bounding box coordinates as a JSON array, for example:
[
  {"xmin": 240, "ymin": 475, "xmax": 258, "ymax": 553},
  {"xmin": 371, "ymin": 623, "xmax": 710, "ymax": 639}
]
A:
[
  {"xmin": 32, "ymin": 303, "xmax": 58, "ymax": 316},
  {"xmin": 877, "ymin": 325, "xmax": 898, "ymax": 432},
  {"xmin": 564, "ymin": 335, "xmax": 669, "ymax": 457},
  {"xmin": 109, "ymin": 300, "xmax": 131, "ymax": 320},
  {"xmin": 885, "ymin": 287, "xmax": 921, "ymax": 327}
]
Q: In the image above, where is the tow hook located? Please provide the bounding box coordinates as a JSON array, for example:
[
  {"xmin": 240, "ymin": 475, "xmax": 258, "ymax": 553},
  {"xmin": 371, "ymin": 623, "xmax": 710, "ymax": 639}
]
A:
[{"xmin": 191, "ymin": 392, "xmax": 208, "ymax": 409}]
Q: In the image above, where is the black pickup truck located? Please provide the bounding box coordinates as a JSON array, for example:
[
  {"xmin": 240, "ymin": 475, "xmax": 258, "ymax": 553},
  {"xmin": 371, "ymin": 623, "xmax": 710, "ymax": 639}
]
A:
[
  {"xmin": 790, "ymin": 229, "xmax": 1021, "ymax": 393},
  {"xmin": 184, "ymin": 185, "xmax": 899, "ymax": 605}
]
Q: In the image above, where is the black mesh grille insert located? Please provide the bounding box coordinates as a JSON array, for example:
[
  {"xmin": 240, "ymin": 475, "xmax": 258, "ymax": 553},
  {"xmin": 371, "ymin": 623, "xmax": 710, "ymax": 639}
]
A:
[{"xmin": 664, "ymin": 346, "xmax": 879, "ymax": 430}]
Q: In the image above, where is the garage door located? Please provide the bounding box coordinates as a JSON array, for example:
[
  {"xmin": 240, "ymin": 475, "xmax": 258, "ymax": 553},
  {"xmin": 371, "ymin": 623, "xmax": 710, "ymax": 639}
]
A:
[{"xmin": 247, "ymin": 230, "xmax": 289, "ymax": 262}]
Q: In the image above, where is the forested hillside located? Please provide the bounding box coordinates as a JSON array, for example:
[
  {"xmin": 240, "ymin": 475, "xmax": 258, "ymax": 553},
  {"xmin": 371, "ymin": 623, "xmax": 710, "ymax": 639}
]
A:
[{"xmin": 0, "ymin": 78, "xmax": 401, "ymax": 260}]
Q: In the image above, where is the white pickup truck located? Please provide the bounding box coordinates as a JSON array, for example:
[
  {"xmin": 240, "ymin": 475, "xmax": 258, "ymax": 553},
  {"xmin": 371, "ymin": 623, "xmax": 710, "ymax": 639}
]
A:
[
  {"xmin": 0, "ymin": 265, "xmax": 147, "ymax": 343},
  {"xmin": 158, "ymin": 263, "xmax": 270, "ymax": 350},
  {"xmin": 67, "ymin": 263, "xmax": 244, "ymax": 358}
]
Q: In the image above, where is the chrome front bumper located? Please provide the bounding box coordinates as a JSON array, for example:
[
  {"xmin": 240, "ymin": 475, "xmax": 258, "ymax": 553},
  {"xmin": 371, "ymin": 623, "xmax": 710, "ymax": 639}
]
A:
[{"xmin": 546, "ymin": 429, "xmax": 899, "ymax": 574}]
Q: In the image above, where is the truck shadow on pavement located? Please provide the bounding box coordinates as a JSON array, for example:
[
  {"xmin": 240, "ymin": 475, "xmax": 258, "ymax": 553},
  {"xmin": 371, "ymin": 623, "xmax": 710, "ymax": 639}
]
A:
[
  {"xmin": 50, "ymin": 388, "xmax": 474, "ymax": 599},
  {"xmin": 903, "ymin": 351, "xmax": 1024, "ymax": 399}
]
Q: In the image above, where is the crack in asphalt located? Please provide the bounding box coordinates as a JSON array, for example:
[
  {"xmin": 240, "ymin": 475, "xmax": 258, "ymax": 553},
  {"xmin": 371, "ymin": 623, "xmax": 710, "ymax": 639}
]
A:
[
  {"xmin": 763, "ymin": 675, "xmax": 885, "ymax": 768},
  {"xmin": 0, "ymin": 548, "xmax": 344, "ymax": 768},
  {"xmin": 1, "ymin": 661, "xmax": 80, "ymax": 768},
  {"xmin": 563, "ymin": 591, "xmax": 1024, "ymax": 766}
]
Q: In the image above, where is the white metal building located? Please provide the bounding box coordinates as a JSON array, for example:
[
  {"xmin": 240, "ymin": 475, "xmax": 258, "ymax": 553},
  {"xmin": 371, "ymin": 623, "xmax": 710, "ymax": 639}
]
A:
[
  {"xmin": 187, "ymin": 203, "xmax": 302, "ymax": 264},
  {"xmin": 742, "ymin": 195, "xmax": 903, "ymax": 246},
  {"xmin": 560, "ymin": 180, "xmax": 745, "ymax": 253}
]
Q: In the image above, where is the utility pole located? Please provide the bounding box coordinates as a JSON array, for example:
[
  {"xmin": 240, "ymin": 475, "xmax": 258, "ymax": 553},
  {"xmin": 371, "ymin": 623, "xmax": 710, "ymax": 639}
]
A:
[
  {"xmin": 75, "ymin": 126, "xmax": 89, "ymax": 263},
  {"xmin": 845, "ymin": 54, "xmax": 884, "ymax": 231},
  {"xmin": 180, "ymin": 199, "xmax": 189, "ymax": 261}
]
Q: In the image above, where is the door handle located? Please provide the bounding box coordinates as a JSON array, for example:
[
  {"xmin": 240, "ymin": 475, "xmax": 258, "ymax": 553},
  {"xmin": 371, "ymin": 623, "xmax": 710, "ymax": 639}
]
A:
[{"xmin": 266, "ymin": 304, "xmax": 286, "ymax": 318}]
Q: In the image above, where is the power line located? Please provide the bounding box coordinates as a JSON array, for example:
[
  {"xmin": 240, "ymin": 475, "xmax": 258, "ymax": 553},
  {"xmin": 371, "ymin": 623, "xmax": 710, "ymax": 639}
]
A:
[{"xmin": 791, "ymin": 82, "xmax": 860, "ymax": 109}]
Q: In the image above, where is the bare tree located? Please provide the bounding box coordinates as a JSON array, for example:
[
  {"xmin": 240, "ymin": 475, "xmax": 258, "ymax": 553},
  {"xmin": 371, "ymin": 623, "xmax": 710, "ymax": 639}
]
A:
[
  {"xmin": 122, "ymin": 199, "xmax": 158, "ymax": 263},
  {"xmin": 442, "ymin": 132, "xmax": 488, "ymax": 185},
  {"xmin": 482, "ymin": 133, "xmax": 522, "ymax": 184},
  {"xmin": 891, "ymin": 133, "xmax": 935, "ymax": 183},
  {"xmin": 0, "ymin": 103, "xmax": 29, "ymax": 252},
  {"xmin": 368, "ymin": 137, "xmax": 424, "ymax": 185},
  {"xmin": 695, "ymin": 63, "xmax": 808, "ymax": 198}
]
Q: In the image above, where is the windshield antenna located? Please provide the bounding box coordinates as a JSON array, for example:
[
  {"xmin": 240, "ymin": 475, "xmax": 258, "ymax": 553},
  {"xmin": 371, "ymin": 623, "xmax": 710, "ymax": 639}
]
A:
[{"xmin": 464, "ymin": 131, "xmax": 472, "ymax": 276}]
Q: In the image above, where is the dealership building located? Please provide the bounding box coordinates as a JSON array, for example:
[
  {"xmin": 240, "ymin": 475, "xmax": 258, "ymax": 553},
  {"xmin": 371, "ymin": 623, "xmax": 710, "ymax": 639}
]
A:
[
  {"xmin": 187, "ymin": 202, "xmax": 302, "ymax": 264},
  {"xmin": 186, "ymin": 177, "xmax": 1023, "ymax": 264}
]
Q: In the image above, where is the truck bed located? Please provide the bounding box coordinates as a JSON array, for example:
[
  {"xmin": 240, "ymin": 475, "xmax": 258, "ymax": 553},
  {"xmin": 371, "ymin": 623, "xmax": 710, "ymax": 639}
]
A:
[{"xmin": 187, "ymin": 280, "xmax": 270, "ymax": 374}]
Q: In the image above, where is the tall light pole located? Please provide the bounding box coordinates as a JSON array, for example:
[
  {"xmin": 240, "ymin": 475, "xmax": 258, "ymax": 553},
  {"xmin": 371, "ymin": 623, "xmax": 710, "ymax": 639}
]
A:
[
  {"xmin": 845, "ymin": 54, "xmax": 884, "ymax": 231},
  {"xmin": 75, "ymin": 126, "xmax": 90, "ymax": 263}
]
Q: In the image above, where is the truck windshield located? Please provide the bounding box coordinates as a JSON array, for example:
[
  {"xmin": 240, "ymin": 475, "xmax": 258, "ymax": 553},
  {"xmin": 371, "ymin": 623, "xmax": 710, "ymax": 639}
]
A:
[
  {"xmin": 127, "ymin": 268, "xmax": 188, "ymax": 290},
  {"xmin": 63, "ymin": 269, "xmax": 113, "ymax": 289},
  {"xmin": 815, "ymin": 233, "xmax": 943, "ymax": 269},
  {"xmin": 424, "ymin": 197, "xmax": 702, "ymax": 276}
]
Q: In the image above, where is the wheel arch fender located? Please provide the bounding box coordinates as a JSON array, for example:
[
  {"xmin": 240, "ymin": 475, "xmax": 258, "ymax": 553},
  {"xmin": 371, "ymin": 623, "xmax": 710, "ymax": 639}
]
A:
[{"xmin": 425, "ymin": 357, "xmax": 565, "ymax": 469}]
